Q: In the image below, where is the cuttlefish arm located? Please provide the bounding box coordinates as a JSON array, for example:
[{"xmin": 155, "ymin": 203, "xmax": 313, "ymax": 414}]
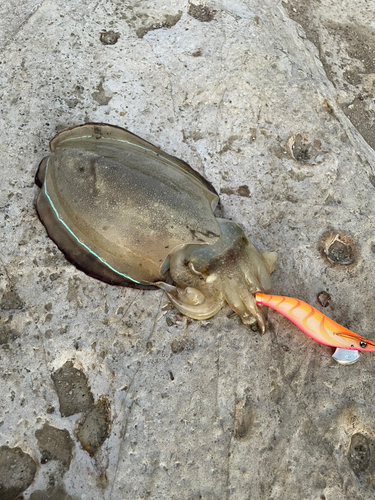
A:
[
  {"xmin": 154, "ymin": 282, "xmax": 224, "ymax": 320},
  {"xmin": 255, "ymin": 293, "xmax": 375, "ymax": 364}
]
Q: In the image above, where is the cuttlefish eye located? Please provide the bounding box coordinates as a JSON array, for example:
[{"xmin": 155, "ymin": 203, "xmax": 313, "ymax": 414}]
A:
[{"xmin": 359, "ymin": 340, "xmax": 367, "ymax": 348}]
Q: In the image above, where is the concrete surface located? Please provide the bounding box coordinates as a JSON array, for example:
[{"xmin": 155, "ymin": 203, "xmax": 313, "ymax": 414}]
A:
[{"xmin": 1, "ymin": 0, "xmax": 375, "ymax": 499}]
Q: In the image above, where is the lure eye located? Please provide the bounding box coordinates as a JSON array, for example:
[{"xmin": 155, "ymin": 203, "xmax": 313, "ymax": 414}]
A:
[{"xmin": 359, "ymin": 340, "xmax": 367, "ymax": 348}]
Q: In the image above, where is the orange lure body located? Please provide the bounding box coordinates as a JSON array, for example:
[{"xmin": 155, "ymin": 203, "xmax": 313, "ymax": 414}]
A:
[{"xmin": 255, "ymin": 293, "xmax": 375, "ymax": 352}]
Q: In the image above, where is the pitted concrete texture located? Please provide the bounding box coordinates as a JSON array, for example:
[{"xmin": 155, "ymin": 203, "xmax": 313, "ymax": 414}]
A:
[
  {"xmin": 283, "ymin": 0, "xmax": 375, "ymax": 153},
  {"xmin": 1, "ymin": 0, "xmax": 375, "ymax": 499}
]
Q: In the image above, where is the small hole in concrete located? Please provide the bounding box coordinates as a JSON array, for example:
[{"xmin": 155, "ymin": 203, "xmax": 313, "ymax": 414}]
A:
[
  {"xmin": 327, "ymin": 239, "xmax": 353, "ymax": 265},
  {"xmin": 100, "ymin": 31, "xmax": 120, "ymax": 45},
  {"xmin": 317, "ymin": 291, "xmax": 331, "ymax": 307},
  {"xmin": 286, "ymin": 132, "xmax": 327, "ymax": 165},
  {"xmin": 318, "ymin": 232, "xmax": 358, "ymax": 268}
]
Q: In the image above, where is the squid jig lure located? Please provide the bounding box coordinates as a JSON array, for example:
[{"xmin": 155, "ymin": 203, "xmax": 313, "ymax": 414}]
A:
[{"xmin": 255, "ymin": 293, "xmax": 375, "ymax": 364}]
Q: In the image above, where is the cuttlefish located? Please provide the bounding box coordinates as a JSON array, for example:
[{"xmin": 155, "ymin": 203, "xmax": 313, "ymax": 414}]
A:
[{"xmin": 35, "ymin": 123, "xmax": 277, "ymax": 332}]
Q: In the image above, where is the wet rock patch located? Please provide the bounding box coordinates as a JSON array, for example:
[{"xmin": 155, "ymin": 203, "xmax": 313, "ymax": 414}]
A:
[
  {"xmin": 35, "ymin": 423, "xmax": 74, "ymax": 472},
  {"xmin": 348, "ymin": 433, "xmax": 371, "ymax": 476},
  {"xmin": 50, "ymin": 362, "xmax": 111, "ymax": 459},
  {"xmin": 0, "ymin": 325, "xmax": 20, "ymax": 345},
  {"xmin": 0, "ymin": 446, "xmax": 36, "ymax": 500},
  {"xmin": 75, "ymin": 397, "xmax": 110, "ymax": 456},
  {"xmin": 92, "ymin": 81, "xmax": 112, "ymax": 106},
  {"xmin": 51, "ymin": 361, "xmax": 94, "ymax": 417},
  {"xmin": 30, "ymin": 484, "xmax": 79, "ymax": 500},
  {"xmin": 0, "ymin": 288, "xmax": 24, "ymax": 310}
]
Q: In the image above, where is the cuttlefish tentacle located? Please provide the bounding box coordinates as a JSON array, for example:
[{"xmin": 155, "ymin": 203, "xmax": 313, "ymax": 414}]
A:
[
  {"xmin": 154, "ymin": 282, "xmax": 225, "ymax": 320},
  {"xmin": 224, "ymin": 282, "xmax": 266, "ymax": 333}
]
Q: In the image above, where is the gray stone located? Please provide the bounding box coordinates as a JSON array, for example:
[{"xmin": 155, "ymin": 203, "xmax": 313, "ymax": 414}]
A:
[
  {"xmin": 51, "ymin": 361, "xmax": 94, "ymax": 417},
  {"xmin": 0, "ymin": 325, "xmax": 20, "ymax": 345},
  {"xmin": 35, "ymin": 422, "xmax": 74, "ymax": 473},
  {"xmin": 30, "ymin": 484, "xmax": 79, "ymax": 500},
  {"xmin": 0, "ymin": 288, "xmax": 24, "ymax": 310},
  {"xmin": 75, "ymin": 397, "xmax": 110, "ymax": 457},
  {"xmin": 0, "ymin": 446, "xmax": 36, "ymax": 500}
]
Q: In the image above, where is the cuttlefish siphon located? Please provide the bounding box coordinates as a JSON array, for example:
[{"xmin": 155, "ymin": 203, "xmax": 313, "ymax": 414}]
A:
[{"xmin": 35, "ymin": 123, "xmax": 277, "ymax": 332}]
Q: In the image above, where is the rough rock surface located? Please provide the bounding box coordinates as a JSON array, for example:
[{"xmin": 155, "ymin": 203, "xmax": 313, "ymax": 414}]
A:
[
  {"xmin": 35, "ymin": 422, "xmax": 74, "ymax": 473},
  {"xmin": 75, "ymin": 397, "xmax": 111, "ymax": 457},
  {"xmin": 51, "ymin": 361, "xmax": 95, "ymax": 417},
  {"xmin": 0, "ymin": 446, "xmax": 36, "ymax": 500},
  {"xmin": 1, "ymin": 0, "xmax": 375, "ymax": 499}
]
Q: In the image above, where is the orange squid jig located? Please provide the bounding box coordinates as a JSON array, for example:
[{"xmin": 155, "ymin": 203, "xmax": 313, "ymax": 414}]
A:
[{"xmin": 255, "ymin": 293, "xmax": 375, "ymax": 352}]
